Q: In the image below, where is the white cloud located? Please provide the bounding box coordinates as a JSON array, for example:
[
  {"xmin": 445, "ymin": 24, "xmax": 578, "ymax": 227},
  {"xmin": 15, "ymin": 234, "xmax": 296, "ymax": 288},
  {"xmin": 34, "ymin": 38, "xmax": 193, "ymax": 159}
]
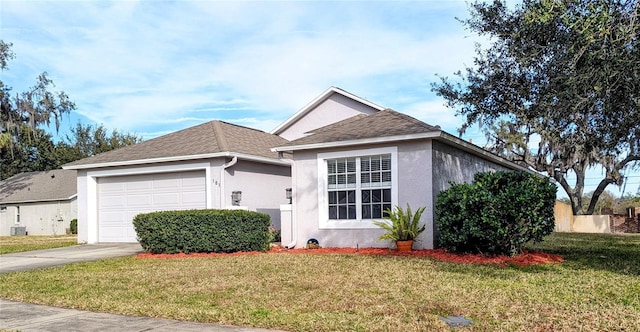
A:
[{"xmin": 2, "ymin": 0, "xmax": 478, "ymax": 135}]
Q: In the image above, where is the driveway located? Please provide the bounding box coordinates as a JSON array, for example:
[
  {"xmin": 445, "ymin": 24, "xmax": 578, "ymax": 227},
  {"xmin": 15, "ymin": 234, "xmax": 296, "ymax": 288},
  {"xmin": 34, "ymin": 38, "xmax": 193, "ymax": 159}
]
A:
[{"xmin": 0, "ymin": 243, "xmax": 143, "ymax": 274}]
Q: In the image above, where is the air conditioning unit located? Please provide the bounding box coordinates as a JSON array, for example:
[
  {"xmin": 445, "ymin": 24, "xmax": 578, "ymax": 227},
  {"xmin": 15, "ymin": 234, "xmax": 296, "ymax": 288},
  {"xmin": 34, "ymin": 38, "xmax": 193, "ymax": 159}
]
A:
[{"xmin": 10, "ymin": 226, "xmax": 26, "ymax": 236}]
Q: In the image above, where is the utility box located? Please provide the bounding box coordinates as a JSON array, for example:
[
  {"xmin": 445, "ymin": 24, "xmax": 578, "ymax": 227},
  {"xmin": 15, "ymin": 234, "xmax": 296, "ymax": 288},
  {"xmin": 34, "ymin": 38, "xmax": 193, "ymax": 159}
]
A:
[{"xmin": 10, "ymin": 225, "xmax": 26, "ymax": 236}]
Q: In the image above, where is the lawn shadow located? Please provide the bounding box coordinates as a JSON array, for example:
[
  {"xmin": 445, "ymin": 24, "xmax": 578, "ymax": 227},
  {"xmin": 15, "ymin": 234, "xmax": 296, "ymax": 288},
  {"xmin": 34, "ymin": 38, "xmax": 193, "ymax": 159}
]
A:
[{"xmin": 525, "ymin": 233, "xmax": 640, "ymax": 276}]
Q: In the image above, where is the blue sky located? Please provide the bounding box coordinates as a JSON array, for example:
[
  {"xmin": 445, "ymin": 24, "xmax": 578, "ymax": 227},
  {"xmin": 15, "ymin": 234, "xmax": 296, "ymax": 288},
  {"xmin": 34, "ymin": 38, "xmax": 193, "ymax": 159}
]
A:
[{"xmin": 1, "ymin": 0, "xmax": 637, "ymax": 197}]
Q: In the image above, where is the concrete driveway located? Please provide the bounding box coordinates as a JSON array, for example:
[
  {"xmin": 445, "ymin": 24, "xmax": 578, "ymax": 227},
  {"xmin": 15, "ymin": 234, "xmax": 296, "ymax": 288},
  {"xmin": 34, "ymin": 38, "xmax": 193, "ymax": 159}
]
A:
[{"xmin": 0, "ymin": 243, "xmax": 143, "ymax": 274}]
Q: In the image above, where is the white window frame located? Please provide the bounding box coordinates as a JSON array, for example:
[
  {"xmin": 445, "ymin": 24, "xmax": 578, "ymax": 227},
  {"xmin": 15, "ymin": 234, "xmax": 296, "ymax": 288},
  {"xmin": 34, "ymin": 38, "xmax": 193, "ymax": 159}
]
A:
[{"xmin": 317, "ymin": 147, "xmax": 398, "ymax": 229}]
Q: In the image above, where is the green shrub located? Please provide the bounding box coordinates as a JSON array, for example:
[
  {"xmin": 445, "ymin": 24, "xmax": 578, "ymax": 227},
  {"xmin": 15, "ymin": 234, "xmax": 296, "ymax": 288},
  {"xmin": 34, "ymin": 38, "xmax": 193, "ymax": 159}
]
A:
[
  {"xmin": 69, "ymin": 219, "xmax": 78, "ymax": 235},
  {"xmin": 268, "ymin": 227, "xmax": 281, "ymax": 243},
  {"xmin": 373, "ymin": 204, "xmax": 426, "ymax": 242},
  {"xmin": 436, "ymin": 170, "xmax": 556, "ymax": 256},
  {"xmin": 133, "ymin": 209, "xmax": 271, "ymax": 254}
]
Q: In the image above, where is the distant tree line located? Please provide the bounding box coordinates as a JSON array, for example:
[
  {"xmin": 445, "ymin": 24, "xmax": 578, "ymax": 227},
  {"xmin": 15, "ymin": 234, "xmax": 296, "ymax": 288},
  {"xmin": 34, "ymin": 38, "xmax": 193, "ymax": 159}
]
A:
[{"xmin": 1, "ymin": 40, "xmax": 141, "ymax": 180}]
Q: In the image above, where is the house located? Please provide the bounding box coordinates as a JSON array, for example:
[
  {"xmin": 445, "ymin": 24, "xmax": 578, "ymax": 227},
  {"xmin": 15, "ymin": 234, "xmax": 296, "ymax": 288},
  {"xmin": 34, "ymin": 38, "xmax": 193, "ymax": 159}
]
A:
[
  {"xmin": 272, "ymin": 91, "xmax": 530, "ymax": 250},
  {"xmin": 62, "ymin": 121, "xmax": 291, "ymax": 243},
  {"xmin": 0, "ymin": 170, "xmax": 77, "ymax": 236},
  {"xmin": 63, "ymin": 86, "xmax": 528, "ymax": 247}
]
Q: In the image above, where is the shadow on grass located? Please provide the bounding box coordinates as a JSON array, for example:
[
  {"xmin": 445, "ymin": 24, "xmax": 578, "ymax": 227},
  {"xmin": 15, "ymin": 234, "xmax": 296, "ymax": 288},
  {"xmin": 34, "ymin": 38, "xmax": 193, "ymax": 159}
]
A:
[{"xmin": 525, "ymin": 232, "xmax": 640, "ymax": 276}]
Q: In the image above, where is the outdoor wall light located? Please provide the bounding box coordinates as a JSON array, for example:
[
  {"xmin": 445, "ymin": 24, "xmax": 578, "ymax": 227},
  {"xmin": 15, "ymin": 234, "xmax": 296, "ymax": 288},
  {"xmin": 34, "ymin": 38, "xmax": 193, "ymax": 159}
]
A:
[
  {"xmin": 285, "ymin": 188, "xmax": 292, "ymax": 204},
  {"xmin": 232, "ymin": 191, "xmax": 242, "ymax": 206}
]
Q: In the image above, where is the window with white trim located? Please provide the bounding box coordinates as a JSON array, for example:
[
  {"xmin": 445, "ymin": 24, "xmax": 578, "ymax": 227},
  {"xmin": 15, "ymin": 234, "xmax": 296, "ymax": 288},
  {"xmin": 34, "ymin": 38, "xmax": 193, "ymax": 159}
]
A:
[{"xmin": 323, "ymin": 152, "xmax": 394, "ymax": 223}]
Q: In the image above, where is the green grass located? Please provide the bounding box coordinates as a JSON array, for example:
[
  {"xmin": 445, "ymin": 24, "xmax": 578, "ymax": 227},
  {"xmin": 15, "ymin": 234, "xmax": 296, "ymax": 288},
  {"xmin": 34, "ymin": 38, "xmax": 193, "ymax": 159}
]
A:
[
  {"xmin": 0, "ymin": 233, "xmax": 638, "ymax": 331},
  {"xmin": 0, "ymin": 235, "xmax": 78, "ymax": 254}
]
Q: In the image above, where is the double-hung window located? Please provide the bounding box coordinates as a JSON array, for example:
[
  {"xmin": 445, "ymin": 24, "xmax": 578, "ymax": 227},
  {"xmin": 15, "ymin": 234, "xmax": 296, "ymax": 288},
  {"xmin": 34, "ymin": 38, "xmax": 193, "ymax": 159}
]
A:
[{"xmin": 319, "ymin": 147, "xmax": 397, "ymax": 228}]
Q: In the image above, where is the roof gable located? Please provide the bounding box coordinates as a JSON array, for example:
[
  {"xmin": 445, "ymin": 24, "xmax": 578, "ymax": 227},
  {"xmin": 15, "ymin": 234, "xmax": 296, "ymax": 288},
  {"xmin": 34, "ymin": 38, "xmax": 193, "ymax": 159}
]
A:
[
  {"xmin": 0, "ymin": 170, "xmax": 77, "ymax": 204},
  {"xmin": 270, "ymin": 87, "xmax": 386, "ymax": 140},
  {"xmin": 63, "ymin": 121, "xmax": 289, "ymax": 169}
]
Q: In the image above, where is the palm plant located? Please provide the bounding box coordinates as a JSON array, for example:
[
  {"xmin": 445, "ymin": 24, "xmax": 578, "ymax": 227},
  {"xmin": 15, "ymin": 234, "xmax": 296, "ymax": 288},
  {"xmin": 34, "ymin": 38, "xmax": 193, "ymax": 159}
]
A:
[{"xmin": 373, "ymin": 204, "xmax": 426, "ymax": 242}]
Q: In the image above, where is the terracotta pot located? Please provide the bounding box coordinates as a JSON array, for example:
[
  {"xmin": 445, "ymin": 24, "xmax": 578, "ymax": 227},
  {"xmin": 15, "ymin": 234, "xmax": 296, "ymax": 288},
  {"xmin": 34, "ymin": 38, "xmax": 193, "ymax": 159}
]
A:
[{"xmin": 396, "ymin": 240, "xmax": 414, "ymax": 252}]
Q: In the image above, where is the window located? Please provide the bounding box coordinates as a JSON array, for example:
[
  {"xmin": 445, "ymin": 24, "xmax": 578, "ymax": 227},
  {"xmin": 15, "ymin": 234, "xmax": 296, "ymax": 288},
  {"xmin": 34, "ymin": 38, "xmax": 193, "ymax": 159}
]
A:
[
  {"xmin": 318, "ymin": 147, "xmax": 397, "ymax": 228},
  {"xmin": 0, "ymin": 206, "xmax": 6, "ymax": 213}
]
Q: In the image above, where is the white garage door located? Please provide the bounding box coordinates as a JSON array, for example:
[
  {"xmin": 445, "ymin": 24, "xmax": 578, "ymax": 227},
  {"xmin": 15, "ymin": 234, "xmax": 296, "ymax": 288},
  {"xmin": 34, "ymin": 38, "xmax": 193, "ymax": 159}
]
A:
[{"xmin": 98, "ymin": 171, "xmax": 206, "ymax": 242}]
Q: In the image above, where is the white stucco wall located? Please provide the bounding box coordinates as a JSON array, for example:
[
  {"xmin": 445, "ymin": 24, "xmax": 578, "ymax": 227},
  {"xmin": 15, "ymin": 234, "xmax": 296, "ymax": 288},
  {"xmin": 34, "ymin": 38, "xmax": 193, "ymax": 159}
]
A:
[
  {"xmin": 291, "ymin": 141, "xmax": 436, "ymax": 249},
  {"xmin": 76, "ymin": 160, "xmax": 220, "ymax": 244},
  {"xmin": 278, "ymin": 93, "xmax": 380, "ymax": 141},
  {"xmin": 431, "ymin": 139, "xmax": 511, "ymax": 242},
  {"xmin": 431, "ymin": 140, "xmax": 509, "ymax": 194},
  {"xmin": 0, "ymin": 198, "xmax": 77, "ymax": 236},
  {"xmin": 224, "ymin": 160, "xmax": 292, "ymax": 229},
  {"xmin": 75, "ymin": 158, "xmax": 291, "ymax": 243}
]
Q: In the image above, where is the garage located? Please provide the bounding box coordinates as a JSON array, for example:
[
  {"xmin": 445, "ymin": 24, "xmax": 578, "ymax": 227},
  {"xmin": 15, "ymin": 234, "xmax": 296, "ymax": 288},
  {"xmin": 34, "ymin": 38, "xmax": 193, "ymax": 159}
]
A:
[{"xmin": 97, "ymin": 171, "xmax": 206, "ymax": 242}]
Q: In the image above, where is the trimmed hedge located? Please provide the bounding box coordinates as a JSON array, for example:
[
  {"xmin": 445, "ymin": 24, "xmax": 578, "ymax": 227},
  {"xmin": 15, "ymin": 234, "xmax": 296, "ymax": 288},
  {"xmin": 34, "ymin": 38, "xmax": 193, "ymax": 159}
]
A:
[
  {"xmin": 435, "ymin": 170, "xmax": 556, "ymax": 256},
  {"xmin": 133, "ymin": 209, "xmax": 271, "ymax": 254}
]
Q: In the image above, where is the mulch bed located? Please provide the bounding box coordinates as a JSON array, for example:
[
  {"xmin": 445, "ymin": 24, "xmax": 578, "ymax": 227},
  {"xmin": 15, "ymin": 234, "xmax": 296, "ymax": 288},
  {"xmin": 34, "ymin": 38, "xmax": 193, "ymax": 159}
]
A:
[{"xmin": 137, "ymin": 246, "xmax": 563, "ymax": 267}]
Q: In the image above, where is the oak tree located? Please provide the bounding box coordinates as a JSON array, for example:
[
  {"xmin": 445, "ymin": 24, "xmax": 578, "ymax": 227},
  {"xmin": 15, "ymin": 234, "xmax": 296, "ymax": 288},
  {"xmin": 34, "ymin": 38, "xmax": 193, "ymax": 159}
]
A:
[{"xmin": 433, "ymin": 0, "xmax": 640, "ymax": 215}]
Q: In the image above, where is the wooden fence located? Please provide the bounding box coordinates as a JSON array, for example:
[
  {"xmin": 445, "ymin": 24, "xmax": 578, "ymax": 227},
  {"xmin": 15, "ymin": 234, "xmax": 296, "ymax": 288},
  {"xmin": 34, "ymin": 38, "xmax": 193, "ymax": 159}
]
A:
[{"xmin": 554, "ymin": 201, "xmax": 640, "ymax": 234}]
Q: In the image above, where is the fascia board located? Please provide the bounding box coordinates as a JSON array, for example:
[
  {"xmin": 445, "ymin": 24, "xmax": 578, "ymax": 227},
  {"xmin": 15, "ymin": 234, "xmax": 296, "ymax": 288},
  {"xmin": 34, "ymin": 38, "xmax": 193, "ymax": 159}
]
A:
[
  {"xmin": 0, "ymin": 197, "xmax": 76, "ymax": 205},
  {"xmin": 272, "ymin": 132, "xmax": 442, "ymax": 152},
  {"xmin": 62, "ymin": 152, "xmax": 233, "ymax": 170},
  {"xmin": 233, "ymin": 153, "xmax": 293, "ymax": 166},
  {"xmin": 62, "ymin": 152, "xmax": 291, "ymax": 170}
]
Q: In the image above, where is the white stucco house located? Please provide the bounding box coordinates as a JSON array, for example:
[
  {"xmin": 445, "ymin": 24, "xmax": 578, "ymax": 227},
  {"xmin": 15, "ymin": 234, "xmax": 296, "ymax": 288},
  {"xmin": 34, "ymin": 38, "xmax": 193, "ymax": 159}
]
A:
[
  {"xmin": 272, "ymin": 96, "xmax": 529, "ymax": 249},
  {"xmin": 0, "ymin": 170, "xmax": 78, "ymax": 236},
  {"xmin": 63, "ymin": 86, "xmax": 527, "ymax": 247}
]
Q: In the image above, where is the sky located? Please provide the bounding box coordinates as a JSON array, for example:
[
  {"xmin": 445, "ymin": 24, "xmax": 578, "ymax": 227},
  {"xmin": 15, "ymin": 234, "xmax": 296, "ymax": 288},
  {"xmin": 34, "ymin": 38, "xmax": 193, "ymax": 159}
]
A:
[{"xmin": 1, "ymin": 0, "xmax": 638, "ymax": 197}]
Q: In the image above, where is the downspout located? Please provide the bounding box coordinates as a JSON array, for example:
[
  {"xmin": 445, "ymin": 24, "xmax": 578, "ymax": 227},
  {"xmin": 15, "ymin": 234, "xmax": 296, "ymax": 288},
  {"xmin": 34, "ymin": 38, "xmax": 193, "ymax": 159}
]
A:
[{"xmin": 220, "ymin": 156, "xmax": 238, "ymax": 208}]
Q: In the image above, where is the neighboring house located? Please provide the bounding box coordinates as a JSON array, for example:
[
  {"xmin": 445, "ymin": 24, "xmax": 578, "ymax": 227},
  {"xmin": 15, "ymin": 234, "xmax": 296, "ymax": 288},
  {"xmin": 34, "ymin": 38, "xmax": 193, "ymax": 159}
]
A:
[
  {"xmin": 0, "ymin": 170, "xmax": 77, "ymax": 236},
  {"xmin": 63, "ymin": 121, "xmax": 291, "ymax": 243},
  {"xmin": 62, "ymin": 86, "xmax": 529, "ymax": 247},
  {"xmin": 272, "ymin": 98, "xmax": 530, "ymax": 250}
]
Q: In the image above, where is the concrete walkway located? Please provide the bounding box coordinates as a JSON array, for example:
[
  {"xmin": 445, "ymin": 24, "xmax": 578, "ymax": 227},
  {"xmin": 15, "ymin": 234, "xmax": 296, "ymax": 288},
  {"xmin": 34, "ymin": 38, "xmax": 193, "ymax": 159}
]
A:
[
  {"xmin": 0, "ymin": 245, "xmax": 285, "ymax": 332},
  {"xmin": 0, "ymin": 299, "xmax": 283, "ymax": 332},
  {"xmin": 0, "ymin": 243, "xmax": 144, "ymax": 274}
]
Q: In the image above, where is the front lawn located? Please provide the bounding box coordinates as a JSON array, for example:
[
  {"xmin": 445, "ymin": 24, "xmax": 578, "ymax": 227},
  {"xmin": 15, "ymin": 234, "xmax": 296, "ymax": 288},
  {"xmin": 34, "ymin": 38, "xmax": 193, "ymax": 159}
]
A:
[
  {"xmin": 0, "ymin": 235, "xmax": 78, "ymax": 254},
  {"xmin": 0, "ymin": 233, "xmax": 638, "ymax": 331}
]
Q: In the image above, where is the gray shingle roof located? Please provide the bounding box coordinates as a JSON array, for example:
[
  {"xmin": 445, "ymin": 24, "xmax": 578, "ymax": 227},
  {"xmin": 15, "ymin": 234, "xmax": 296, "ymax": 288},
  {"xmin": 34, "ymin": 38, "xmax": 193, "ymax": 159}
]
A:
[
  {"xmin": 0, "ymin": 170, "xmax": 77, "ymax": 204},
  {"xmin": 279, "ymin": 109, "xmax": 439, "ymax": 147},
  {"xmin": 63, "ymin": 121, "xmax": 289, "ymax": 168}
]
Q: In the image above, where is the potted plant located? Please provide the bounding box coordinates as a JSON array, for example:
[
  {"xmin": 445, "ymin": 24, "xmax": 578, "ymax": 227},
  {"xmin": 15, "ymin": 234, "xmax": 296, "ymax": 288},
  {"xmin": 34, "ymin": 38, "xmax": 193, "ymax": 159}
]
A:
[{"xmin": 373, "ymin": 204, "xmax": 426, "ymax": 251}]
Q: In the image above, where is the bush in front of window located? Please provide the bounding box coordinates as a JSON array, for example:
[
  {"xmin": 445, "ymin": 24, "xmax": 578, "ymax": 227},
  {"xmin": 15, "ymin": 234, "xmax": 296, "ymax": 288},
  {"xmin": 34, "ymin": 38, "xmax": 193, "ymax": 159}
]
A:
[
  {"xmin": 133, "ymin": 209, "xmax": 271, "ymax": 254},
  {"xmin": 436, "ymin": 170, "xmax": 556, "ymax": 257}
]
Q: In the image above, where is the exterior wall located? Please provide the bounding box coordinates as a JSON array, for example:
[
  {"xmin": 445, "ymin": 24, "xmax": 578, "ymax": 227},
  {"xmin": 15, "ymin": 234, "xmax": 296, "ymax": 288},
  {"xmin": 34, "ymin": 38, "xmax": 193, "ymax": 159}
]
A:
[
  {"xmin": 77, "ymin": 170, "xmax": 90, "ymax": 243},
  {"xmin": 0, "ymin": 206, "xmax": 18, "ymax": 235},
  {"xmin": 291, "ymin": 141, "xmax": 435, "ymax": 249},
  {"xmin": 278, "ymin": 93, "xmax": 379, "ymax": 141},
  {"xmin": 431, "ymin": 140, "xmax": 509, "ymax": 193},
  {"xmin": 0, "ymin": 198, "xmax": 77, "ymax": 236},
  {"xmin": 224, "ymin": 160, "xmax": 292, "ymax": 229},
  {"xmin": 573, "ymin": 215, "xmax": 611, "ymax": 233},
  {"xmin": 77, "ymin": 160, "xmax": 220, "ymax": 244},
  {"xmin": 431, "ymin": 140, "xmax": 510, "ymax": 242},
  {"xmin": 76, "ymin": 158, "xmax": 291, "ymax": 243}
]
